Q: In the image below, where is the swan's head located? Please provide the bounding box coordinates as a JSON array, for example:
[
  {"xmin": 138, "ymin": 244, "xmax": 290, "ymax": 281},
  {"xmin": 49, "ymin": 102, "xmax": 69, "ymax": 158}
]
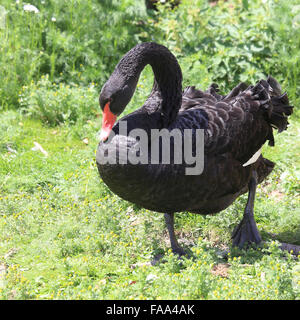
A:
[{"xmin": 99, "ymin": 72, "xmax": 136, "ymax": 141}]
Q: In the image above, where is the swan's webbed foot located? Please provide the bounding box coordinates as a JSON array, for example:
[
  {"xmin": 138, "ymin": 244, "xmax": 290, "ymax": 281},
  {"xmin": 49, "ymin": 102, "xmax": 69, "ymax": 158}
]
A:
[
  {"xmin": 164, "ymin": 212, "xmax": 187, "ymax": 257},
  {"xmin": 172, "ymin": 246, "xmax": 187, "ymax": 257},
  {"xmin": 232, "ymin": 211, "xmax": 262, "ymax": 248},
  {"xmin": 232, "ymin": 170, "xmax": 262, "ymax": 249}
]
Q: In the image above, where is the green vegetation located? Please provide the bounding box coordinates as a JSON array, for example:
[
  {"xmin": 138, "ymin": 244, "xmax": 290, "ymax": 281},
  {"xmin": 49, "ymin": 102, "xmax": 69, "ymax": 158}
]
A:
[{"xmin": 0, "ymin": 0, "xmax": 299, "ymax": 300}]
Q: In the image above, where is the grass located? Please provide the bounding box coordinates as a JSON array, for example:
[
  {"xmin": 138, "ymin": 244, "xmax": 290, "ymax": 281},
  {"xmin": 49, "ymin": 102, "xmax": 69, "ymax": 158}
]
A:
[
  {"xmin": 0, "ymin": 0, "xmax": 299, "ymax": 300},
  {"xmin": 0, "ymin": 109, "xmax": 299, "ymax": 300}
]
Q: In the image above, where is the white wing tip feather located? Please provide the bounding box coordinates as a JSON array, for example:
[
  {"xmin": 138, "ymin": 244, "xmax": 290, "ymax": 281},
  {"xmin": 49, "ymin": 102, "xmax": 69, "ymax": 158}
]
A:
[{"xmin": 242, "ymin": 148, "xmax": 262, "ymax": 167}]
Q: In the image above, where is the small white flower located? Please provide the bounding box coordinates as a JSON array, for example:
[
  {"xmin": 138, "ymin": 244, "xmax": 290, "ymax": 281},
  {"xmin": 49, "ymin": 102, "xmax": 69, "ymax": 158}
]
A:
[
  {"xmin": 280, "ymin": 171, "xmax": 288, "ymax": 180},
  {"xmin": 146, "ymin": 274, "xmax": 158, "ymax": 282},
  {"xmin": 292, "ymin": 5, "xmax": 300, "ymax": 13},
  {"xmin": 23, "ymin": 4, "xmax": 39, "ymax": 13},
  {"xmin": 293, "ymin": 14, "xmax": 300, "ymax": 29},
  {"xmin": 51, "ymin": 17, "xmax": 56, "ymax": 22},
  {"xmin": 0, "ymin": 5, "xmax": 7, "ymax": 29}
]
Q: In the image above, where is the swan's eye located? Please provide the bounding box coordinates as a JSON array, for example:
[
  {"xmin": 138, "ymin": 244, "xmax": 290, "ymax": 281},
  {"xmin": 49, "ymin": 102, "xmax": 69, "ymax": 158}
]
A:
[{"xmin": 100, "ymin": 97, "xmax": 112, "ymax": 110}]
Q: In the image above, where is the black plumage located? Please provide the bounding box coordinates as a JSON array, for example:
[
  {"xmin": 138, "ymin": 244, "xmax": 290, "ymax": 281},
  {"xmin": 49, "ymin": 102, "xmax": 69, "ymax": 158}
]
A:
[{"xmin": 96, "ymin": 42, "xmax": 293, "ymax": 253}]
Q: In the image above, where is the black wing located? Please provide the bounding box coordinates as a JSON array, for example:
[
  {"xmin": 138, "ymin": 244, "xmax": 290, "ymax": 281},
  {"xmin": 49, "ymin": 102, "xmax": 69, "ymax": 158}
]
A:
[{"xmin": 177, "ymin": 77, "xmax": 293, "ymax": 164}]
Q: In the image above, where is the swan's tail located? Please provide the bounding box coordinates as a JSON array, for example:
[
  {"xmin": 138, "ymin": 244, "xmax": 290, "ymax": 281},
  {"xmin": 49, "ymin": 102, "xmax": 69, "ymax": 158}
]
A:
[{"xmin": 251, "ymin": 76, "xmax": 293, "ymax": 144}]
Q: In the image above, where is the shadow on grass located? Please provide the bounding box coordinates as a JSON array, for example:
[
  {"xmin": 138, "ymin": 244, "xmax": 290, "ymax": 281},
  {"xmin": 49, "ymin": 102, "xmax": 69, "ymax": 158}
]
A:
[
  {"xmin": 272, "ymin": 228, "xmax": 300, "ymax": 246},
  {"xmin": 262, "ymin": 226, "xmax": 300, "ymax": 246}
]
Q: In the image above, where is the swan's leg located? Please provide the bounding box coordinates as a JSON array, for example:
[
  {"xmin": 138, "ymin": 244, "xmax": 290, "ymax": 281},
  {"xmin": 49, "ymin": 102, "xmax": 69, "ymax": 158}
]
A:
[
  {"xmin": 164, "ymin": 213, "xmax": 186, "ymax": 256},
  {"xmin": 232, "ymin": 171, "xmax": 262, "ymax": 248}
]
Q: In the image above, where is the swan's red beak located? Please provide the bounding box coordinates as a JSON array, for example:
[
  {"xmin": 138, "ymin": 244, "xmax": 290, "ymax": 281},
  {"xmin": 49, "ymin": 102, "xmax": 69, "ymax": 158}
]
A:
[{"xmin": 100, "ymin": 102, "xmax": 117, "ymax": 142}]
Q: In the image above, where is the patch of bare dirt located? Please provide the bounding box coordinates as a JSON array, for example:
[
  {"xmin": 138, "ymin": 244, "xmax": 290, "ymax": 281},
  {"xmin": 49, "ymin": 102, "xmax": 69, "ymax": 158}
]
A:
[
  {"xmin": 211, "ymin": 263, "xmax": 231, "ymax": 278},
  {"xmin": 269, "ymin": 190, "xmax": 285, "ymax": 202}
]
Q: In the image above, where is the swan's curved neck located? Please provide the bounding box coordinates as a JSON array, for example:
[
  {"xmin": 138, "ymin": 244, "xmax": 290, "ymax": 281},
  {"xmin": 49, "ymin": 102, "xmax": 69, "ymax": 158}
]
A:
[{"xmin": 117, "ymin": 42, "xmax": 183, "ymax": 125}]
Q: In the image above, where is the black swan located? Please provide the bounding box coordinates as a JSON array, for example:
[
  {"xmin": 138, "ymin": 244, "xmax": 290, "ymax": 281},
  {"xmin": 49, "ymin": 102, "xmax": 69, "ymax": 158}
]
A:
[{"xmin": 96, "ymin": 42, "xmax": 293, "ymax": 255}]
